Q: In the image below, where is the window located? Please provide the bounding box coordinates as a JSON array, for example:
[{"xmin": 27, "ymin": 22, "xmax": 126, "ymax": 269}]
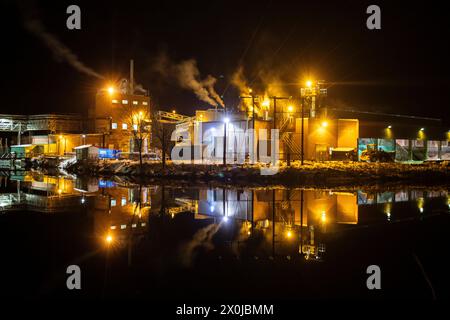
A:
[
  {"xmin": 111, "ymin": 123, "xmax": 117, "ymax": 129},
  {"xmin": 122, "ymin": 123, "xmax": 128, "ymax": 130},
  {"xmin": 112, "ymin": 99, "xmax": 118, "ymax": 104},
  {"xmin": 133, "ymin": 124, "xmax": 138, "ymax": 131},
  {"xmin": 142, "ymin": 101, "xmax": 148, "ymax": 106},
  {"xmin": 120, "ymin": 224, "xmax": 127, "ymax": 230},
  {"xmin": 110, "ymin": 226, "xmax": 116, "ymax": 230},
  {"xmin": 122, "ymin": 100, "xmax": 128, "ymax": 104},
  {"xmin": 121, "ymin": 197, "xmax": 127, "ymax": 206},
  {"xmin": 133, "ymin": 101, "xmax": 138, "ymax": 105},
  {"xmin": 110, "ymin": 199, "xmax": 116, "ymax": 207},
  {"xmin": 132, "ymin": 224, "xmax": 137, "ymax": 228}
]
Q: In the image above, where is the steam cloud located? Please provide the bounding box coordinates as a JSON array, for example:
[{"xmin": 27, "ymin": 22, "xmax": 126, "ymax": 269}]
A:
[
  {"xmin": 20, "ymin": 3, "xmax": 103, "ymax": 79},
  {"xmin": 202, "ymin": 75, "xmax": 225, "ymax": 107},
  {"xmin": 176, "ymin": 60, "xmax": 219, "ymax": 107},
  {"xmin": 153, "ymin": 53, "xmax": 224, "ymax": 108}
]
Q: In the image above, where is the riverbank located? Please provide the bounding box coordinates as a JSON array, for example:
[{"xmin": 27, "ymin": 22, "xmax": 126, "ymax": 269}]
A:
[{"xmin": 66, "ymin": 160, "xmax": 450, "ymax": 188}]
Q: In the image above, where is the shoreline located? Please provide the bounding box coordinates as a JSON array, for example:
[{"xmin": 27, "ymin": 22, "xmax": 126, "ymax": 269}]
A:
[{"xmin": 65, "ymin": 160, "xmax": 450, "ymax": 188}]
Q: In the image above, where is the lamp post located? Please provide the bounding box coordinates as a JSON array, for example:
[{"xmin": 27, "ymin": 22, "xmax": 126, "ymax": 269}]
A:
[
  {"xmin": 223, "ymin": 117, "xmax": 229, "ymax": 165},
  {"xmin": 301, "ymin": 97, "xmax": 305, "ymax": 165}
]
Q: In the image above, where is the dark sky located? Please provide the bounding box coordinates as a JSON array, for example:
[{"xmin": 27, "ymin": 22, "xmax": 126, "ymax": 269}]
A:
[{"xmin": 1, "ymin": 0, "xmax": 449, "ymax": 125}]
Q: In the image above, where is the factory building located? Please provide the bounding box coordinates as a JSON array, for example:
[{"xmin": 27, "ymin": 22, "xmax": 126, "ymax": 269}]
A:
[
  {"xmin": 1, "ymin": 61, "xmax": 151, "ymax": 161},
  {"xmin": 89, "ymin": 65, "xmax": 151, "ymax": 155},
  {"xmin": 174, "ymin": 80, "xmax": 449, "ymax": 163}
]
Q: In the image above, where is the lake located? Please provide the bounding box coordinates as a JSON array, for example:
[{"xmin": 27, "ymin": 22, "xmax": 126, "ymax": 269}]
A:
[{"xmin": 0, "ymin": 171, "xmax": 449, "ymax": 299}]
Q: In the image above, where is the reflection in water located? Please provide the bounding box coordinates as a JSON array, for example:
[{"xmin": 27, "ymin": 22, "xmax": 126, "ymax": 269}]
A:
[{"xmin": 0, "ymin": 172, "xmax": 449, "ymax": 264}]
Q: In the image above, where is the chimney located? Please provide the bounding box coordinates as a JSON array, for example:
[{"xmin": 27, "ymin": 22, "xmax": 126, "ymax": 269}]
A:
[{"xmin": 130, "ymin": 59, "xmax": 134, "ymax": 95}]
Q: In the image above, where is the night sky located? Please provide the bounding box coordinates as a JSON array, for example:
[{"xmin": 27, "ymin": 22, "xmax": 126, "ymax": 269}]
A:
[{"xmin": 1, "ymin": 0, "xmax": 449, "ymax": 125}]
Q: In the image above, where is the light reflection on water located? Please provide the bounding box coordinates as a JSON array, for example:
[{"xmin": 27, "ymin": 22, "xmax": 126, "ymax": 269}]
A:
[{"xmin": 0, "ymin": 172, "xmax": 449, "ymax": 263}]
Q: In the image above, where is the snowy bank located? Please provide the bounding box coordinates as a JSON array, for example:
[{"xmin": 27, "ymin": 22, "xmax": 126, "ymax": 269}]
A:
[{"xmin": 66, "ymin": 159, "xmax": 450, "ymax": 187}]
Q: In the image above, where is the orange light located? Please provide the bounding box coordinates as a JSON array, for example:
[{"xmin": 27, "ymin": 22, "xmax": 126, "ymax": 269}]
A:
[
  {"xmin": 172, "ymin": 110, "xmax": 176, "ymax": 114},
  {"xmin": 321, "ymin": 121, "xmax": 328, "ymax": 128},
  {"xmin": 306, "ymin": 80, "xmax": 312, "ymax": 88},
  {"xmin": 286, "ymin": 230, "xmax": 293, "ymax": 238},
  {"xmin": 287, "ymin": 105, "xmax": 294, "ymax": 113},
  {"xmin": 107, "ymin": 87, "xmax": 114, "ymax": 95},
  {"xmin": 105, "ymin": 234, "xmax": 113, "ymax": 244}
]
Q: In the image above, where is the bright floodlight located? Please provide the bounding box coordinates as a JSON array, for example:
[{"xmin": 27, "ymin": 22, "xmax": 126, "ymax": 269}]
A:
[
  {"xmin": 306, "ymin": 80, "xmax": 312, "ymax": 88},
  {"xmin": 387, "ymin": 125, "xmax": 392, "ymax": 129},
  {"xmin": 106, "ymin": 235, "xmax": 113, "ymax": 244},
  {"xmin": 321, "ymin": 121, "xmax": 328, "ymax": 128},
  {"xmin": 420, "ymin": 127, "xmax": 425, "ymax": 131},
  {"xmin": 224, "ymin": 117, "xmax": 230, "ymax": 123},
  {"xmin": 287, "ymin": 105, "xmax": 294, "ymax": 113},
  {"xmin": 108, "ymin": 87, "xmax": 114, "ymax": 95},
  {"xmin": 223, "ymin": 216, "xmax": 229, "ymax": 222}
]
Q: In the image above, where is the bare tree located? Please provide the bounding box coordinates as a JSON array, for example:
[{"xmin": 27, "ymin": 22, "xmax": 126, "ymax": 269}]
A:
[
  {"xmin": 121, "ymin": 105, "xmax": 151, "ymax": 170},
  {"xmin": 151, "ymin": 113, "xmax": 174, "ymax": 168}
]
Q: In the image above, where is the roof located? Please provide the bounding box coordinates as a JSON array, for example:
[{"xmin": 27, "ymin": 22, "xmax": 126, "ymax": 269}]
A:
[
  {"xmin": 11, "ymin": 144, "xmax": 33, "ymax": 148},
  {"xmin": 74, "ymin": 144, "xmax": 95, "ymax": 150}
]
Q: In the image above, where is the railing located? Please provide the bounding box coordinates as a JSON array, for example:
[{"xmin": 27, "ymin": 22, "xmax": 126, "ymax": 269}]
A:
[{"xmin": 281, "ymin": 132, "xmax": 301, "ymax": 156}]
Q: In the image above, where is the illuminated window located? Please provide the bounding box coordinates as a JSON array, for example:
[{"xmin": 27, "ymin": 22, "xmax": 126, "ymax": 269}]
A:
[
  {"xmin": 141, "ymin": 222, "xmax": 146, "ymax": 227},
  {"xmin": 122, "ymin": 100, "xmax": 128, "ymax": 104},
  {"xmin": 112, "ymin": 99, "xmax": 118, "ymax": 104},
  {"xmin": 133, "ymin": 101, "xmax": 138, "ymax": 105},
  {"xmin": 120, "ymin": 224, "xmax": 127, "ymax": 230},
  {"xmin": 111, "ymin": 123, "xmax": 117, "ymax": 129},
  {"xmin": 133, "ymin": 124, "xmax": 138, "ymax": 131},
  {"xmin": 142, "ymin": 101, "xmax": 148, "ymax": 105},
  {"xmin": 132, "ymin": 224, "xmax": 137, "ymax": 228},
  {"xmin": 110, "ymin": 199, "xmax": 116, "ymax": 207},
  {"xmin": 110, "ymin": 226, "xmax": 116, "ymax": 230},
  {"xmin": 121, "ymin": 197, "xmax": 127, "ymax": 206},
  {"xmin": 122, "ymin": 123, "xmax": 128, "ymax": 130}
]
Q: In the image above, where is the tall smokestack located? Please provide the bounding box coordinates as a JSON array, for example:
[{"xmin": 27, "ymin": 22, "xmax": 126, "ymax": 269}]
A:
[{"xmin": 130, "ymin": 59, "xmax": 134, "ymax": 95}]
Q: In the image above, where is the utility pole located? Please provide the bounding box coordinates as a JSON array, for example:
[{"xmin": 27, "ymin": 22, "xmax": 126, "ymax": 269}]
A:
[{"xmin": 162, "ymin": 124, "xmax": 166, "ymax": 169}]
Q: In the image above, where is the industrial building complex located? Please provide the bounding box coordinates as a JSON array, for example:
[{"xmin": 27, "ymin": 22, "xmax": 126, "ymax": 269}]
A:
[{"xmin": 1, "ymin": 65, "xmax": 449, "ymax": 167}]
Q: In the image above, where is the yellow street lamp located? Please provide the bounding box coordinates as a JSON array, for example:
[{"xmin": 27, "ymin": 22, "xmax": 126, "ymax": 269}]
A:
[
  {"xmin": 287, "ymin": 105, "xmax": 294, "ymax": 113},
  {"xmin": 306, "ymin": 80, "xmax": 313, "ymax": 88},
  {"xmin": 321, "ymin": 121, "xmax": 328, "ymax": 128},
  {"xmin": 105, "ymin": 234, "xmax": 113, "ymax": 244},
  {"xmin": 108, "ymin": 87, "xmax": 115, "ymax": 95}
]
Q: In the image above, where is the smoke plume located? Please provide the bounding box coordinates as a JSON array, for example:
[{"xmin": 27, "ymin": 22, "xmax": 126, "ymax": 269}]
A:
[
  {"xmin": 202, "ymin": 75, "xmax": 225, "ymax": 107},
  {"xmin": 152, "ymin": 52, "xmax": 224, "ymax": 108},
  {"xmin": 176, "ymin": 60, "xmax": 218, "ymax": 107},
  {"xmin": 20, "ymin": 2, "xmax": 103, "ymax": 79}
]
